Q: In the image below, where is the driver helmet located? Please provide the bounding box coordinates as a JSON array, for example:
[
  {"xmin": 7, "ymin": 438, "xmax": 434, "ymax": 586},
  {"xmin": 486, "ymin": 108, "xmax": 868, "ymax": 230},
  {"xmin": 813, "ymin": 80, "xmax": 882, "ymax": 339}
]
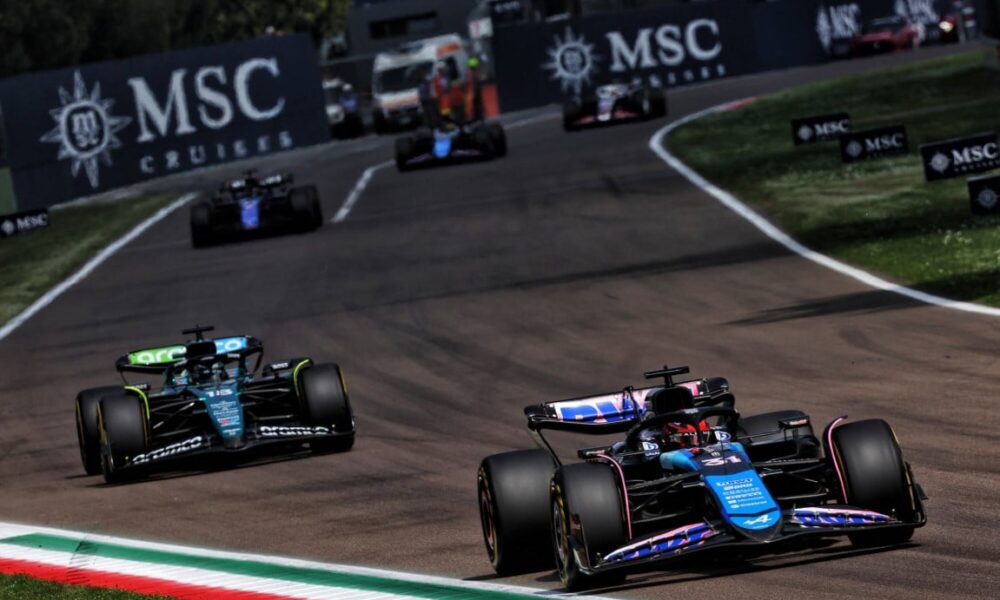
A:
[{"xmin": 663, "ymin": 421, "xmax": 710, "ymax": 448}]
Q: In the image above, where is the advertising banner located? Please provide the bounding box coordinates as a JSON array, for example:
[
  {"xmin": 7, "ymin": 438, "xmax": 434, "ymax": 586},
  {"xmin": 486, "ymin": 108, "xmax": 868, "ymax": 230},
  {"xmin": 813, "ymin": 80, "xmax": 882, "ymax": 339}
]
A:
[
  {"xmin": 839, "ymin": 125, "xmax": 909, "ymax": 162},
  {"xmin": 791, "ymin": 113, "xmax": 852, "ymax": 145},
  {"xmin": 492, "ymin": 1, "xmax": 757, "ymax": 112},
  {"xmin": 920, "ymin": 132, "xmax": 1000, "ymax": 181},
  {"xmin": 0, "ymin": 208, "xmax": 48, "ymax": 239},
  {"xmin": 0, "ymin": 35, "xmax": 328, "ymax": 211}
]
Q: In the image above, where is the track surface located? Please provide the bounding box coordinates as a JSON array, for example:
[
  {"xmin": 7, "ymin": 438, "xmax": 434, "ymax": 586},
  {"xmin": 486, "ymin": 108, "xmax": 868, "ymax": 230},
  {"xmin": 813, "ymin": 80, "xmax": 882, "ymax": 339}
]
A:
[{"xmin": 1, "ymin": 46, "xmax": 998, "ymax": 599}]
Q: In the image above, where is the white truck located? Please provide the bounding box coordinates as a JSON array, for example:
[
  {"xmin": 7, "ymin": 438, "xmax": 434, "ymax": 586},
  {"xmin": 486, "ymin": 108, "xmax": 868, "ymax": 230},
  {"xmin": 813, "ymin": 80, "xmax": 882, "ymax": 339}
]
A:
[{"xmin": 371, "ymin": 34, "xmax": 469, "ymax": 134}]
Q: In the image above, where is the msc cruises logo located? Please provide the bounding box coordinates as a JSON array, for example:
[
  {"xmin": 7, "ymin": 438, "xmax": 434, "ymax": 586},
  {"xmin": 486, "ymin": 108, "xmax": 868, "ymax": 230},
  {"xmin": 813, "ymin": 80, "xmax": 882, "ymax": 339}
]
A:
[
  {"xmin": 543, "ymin": 27, "xmax": 600, "ymax": 95},
  {"xmin": 39, "ymin": 71, "xmax": 132, "ymax": 189}
]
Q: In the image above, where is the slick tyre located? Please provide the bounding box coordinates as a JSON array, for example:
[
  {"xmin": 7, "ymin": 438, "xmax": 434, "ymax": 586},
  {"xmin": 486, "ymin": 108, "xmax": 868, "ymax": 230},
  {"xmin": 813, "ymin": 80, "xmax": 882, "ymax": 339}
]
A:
[
  {"xmin": 98, "ymin": 393, "xmax": 148, "ymax": 484},
  {"xmin": 395, "ymin": 137, "xmax": 414, "ymax": 172},
  {"xmin": 830, "ymin": 419, "xmax": 917, "ymax": 546},
  {"xmin": 299, "ymin": 363, "xmax": 354, "ymax": 453},
  {"xmin": 551, "ymin": 463, "xmax": 627, "ymax": 591},
  {"xmin": 290, "ymin": 186, "xmax": 322, "ymax": 231},
  {"xmin": 487, "ymin": 123, "xmax": 507, "ymax": 158},
  {"xmin": 190, "ymin": 202, "xmax": 214, "ymax": 248},
  {"xmin": 76, "ymin": 386, "xmax": 122, "ymax": 476},
  {"xmin": 478, "ymin": 450, "xmax": 555, "ymax": 575}
]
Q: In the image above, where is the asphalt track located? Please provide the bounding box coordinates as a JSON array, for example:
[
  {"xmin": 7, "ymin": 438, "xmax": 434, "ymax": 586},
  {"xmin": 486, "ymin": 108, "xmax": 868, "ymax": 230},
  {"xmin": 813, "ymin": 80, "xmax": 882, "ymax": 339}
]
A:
[{"xmin": 1, "ymin": 45, "xmax": 998, "ymax": 599}]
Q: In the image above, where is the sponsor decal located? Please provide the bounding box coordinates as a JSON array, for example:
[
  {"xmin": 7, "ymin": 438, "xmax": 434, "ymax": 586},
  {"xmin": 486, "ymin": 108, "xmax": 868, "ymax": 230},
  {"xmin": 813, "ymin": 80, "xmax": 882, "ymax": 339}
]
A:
[
  {"xmin": 740, "ymin": 513, "xmax": 773, "ymax": 526},
  {"xmin": 968, "ymin": 174, "xmax": 1000, "ymax": 215},
  {"xmin": 0, "ymin": 209, "xmax": 50, "ymax": 239},
  {"xmin": 39, "ymin": 71, "xmax": 132, "ymax": 189},
  {"xmin": 132, "ymin": 436, "xmax": 204, "ymax": 465},
  {"xmin": 703, "ymin": 455, "xmax": 742, "ymax": 466},
  {"xmin": 543, "ymin": 27, "xmax": 600, "ymax": 95},
  {"xmin": 641, "ymin": 441, "xmax": 660, "ymax": 458},
  {"xmin": 129, "ymin": 337, "xmax": 247, "ymax": 366},
  {"xmin": 269, "ymin": 361, "xmax": 290, "ymax": 371},
  {"xmin": 791, "ymin": 113, "xmax": 851, "ymax": 145},
  {"xmin": 816, "ymin": 3, "xmax": 862, "ymax": 54},
  {"xmin": 839, "ymin": 125, "xmax": 908, "ymax": 162},
  {"xmin": 920, "ymin": 133, "xmax": 1000, "ymax": 182},
  {"xmin": 714, "ymin": 430, "xmax": 731, "ymax": 442},
  {"xmin": 259, "ymin": 425, "xmax": 332, "ymax": 438}
]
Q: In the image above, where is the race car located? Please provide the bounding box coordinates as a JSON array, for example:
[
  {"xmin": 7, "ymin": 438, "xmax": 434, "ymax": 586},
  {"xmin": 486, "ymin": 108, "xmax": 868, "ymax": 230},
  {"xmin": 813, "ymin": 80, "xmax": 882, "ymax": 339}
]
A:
[
  {"xmin": 394, "ymin": 118, "xmax": 507, "ymax": 172},
  {"xmin": 563, "ymin": 81, "xmax": 667, "ymax": 132},
  {"xmin": 75, "ymin": 326, "xmax": 355, "ymax": 483},
  {"xmin": 190, "ymin": 171, "xmax": 323, "ymax": 248},
  {"xmin": 849, "ymin": 16, "xmax": 921, "ymax": 56},
  {"xmin": 477, "ymin": 365, "xmax": 926, "ymax": 590}
]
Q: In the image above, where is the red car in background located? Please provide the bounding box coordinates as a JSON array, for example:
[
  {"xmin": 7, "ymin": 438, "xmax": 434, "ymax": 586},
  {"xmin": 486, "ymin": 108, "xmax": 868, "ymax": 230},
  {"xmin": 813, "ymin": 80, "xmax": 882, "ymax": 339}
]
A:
[{"xmin": 850, "ymin": 16, "xmax": 921, "ymax": 56}]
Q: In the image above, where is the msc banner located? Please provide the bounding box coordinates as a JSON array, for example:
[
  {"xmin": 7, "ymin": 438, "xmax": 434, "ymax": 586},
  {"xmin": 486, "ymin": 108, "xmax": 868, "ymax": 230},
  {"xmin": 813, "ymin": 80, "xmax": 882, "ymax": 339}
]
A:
[
  {"xmin": 492, "ymin": 1, "xmax": 756, "ymax": 112},
  {"xmin": 920, "ymin": 133, "xmax": 1000, "ymax": 181},
  {"xmin": 0, "ymin": 35, "xmax": 328, "ymax": 210}
]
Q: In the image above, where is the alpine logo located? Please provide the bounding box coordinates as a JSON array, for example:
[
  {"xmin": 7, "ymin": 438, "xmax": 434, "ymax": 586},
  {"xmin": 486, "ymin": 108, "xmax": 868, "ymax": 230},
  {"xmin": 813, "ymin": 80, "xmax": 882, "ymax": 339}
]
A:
[
  {"xmin": 132, "ymin": 436, "xmax": 204, "ymax": 465},
  {"xmin": 920, "ymin": 133, "xmax": 1000, "ymax": 181},
  {"xmin": 742, "ymin": 513, "xmax": 772, "ymax": 526},
  {"xmin": 260, "ymin": 425, "xmax": 332, "ymax": 438},
  {"xmin": 39, "ymin": 71, "xmax": 132, "ymax": 189}
]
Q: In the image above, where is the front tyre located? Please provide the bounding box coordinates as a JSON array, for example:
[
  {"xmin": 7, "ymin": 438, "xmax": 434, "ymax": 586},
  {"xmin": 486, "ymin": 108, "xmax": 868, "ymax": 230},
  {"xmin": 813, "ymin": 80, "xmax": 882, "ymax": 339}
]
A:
[
  {"xmin": 395, "ymin": 137, "xmax": 414, "ymax": 172},
  {"xmin": 98, "ymin": 393, "xmax": 148, "ymax": 484},
  {"xmin": 830, "ymin": 419, "xmax": 917, "ymax": 546},
  {"xmin": 190, "ymin": 202, "xmax": 214, "ymax": 248},
  {"xmin": 299, "ymin": 363, "xmax": 355, "ymax": 453},
  {"xmin": 551, "ymin": 463, "xmax": 627, "ymax": 591},
  {"xmin": 487, "ymin": 123, "xmax": 507, "ymax": 158},
  {"xmin": 76, "ymin": 386, "xmax": 122, "ymax": 476},
  {"xmin": 478, "ymin": 450, "xmax": 555, "ymax": 575}
]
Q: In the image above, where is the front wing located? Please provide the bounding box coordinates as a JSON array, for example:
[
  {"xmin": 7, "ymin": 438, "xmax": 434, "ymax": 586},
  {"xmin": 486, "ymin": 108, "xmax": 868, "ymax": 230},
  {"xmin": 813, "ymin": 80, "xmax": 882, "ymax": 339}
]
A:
[
  {"xmin": 580, "ymin": 505, "xmax": 927, "ymax": 575},
  {"xmin": 121, "ymin": 422, "xmax": 353, "ymax": 472}
]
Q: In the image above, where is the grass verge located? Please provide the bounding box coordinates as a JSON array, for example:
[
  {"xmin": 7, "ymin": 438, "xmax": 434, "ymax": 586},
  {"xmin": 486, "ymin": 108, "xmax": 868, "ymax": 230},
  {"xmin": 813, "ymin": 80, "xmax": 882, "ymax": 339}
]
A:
[
  {"xmin": 0, "ymin": 573, "xmax": 170, "ymax": 599},
  {"xmin": 0, "ymin": 194, "xmax": 178, "ymax": 326},
  {"xmin": 670, "ymin": 51, "xmax": 1000, "ymax": 306}
]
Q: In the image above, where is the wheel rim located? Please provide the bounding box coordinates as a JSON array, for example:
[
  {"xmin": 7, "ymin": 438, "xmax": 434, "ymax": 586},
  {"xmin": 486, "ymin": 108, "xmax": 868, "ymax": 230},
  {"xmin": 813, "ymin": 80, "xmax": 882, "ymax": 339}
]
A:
[
  {"xmin": 478, "ymin": 474, "xmax": 498, "ymax": 563},
  {"xmin": 552, "ymin": 496, "xmax": 571, "ymax": 579}
]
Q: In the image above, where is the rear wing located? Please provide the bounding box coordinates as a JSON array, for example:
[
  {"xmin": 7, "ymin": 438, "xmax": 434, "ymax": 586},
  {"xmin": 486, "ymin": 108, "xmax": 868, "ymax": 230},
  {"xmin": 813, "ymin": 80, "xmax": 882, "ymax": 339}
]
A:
[
  {"xmin": 116, "ymin": 336, "xmax": 261, "ymax": 374},
  {"xmin": 524, "ymin": 381, "xmax": 709, "ymax": 434}
]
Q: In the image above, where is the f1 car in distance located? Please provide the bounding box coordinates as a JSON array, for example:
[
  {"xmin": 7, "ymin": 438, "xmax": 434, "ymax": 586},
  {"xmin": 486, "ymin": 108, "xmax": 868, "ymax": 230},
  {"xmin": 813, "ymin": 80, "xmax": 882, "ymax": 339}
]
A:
[
  {"xmin": 394, "ymin": 118, "xmax": 507, "ymax": 172},
  {"xmin": 563, "ymin": 80, "xmax": 667, "ymax": 132},
  {"xmin": 324, "ymin": 78, "xmax": 365, "ymax": 139},
  {"xmin": 75, "ymin": 326, "xmax": 355, "ymax": 483},
  {"xmin": 850, "ymin": 15, "xmax": 920, "ymax": 56},
  {"xmin": 190, "ymin": 171, "xmax": 322, "ymax": 247},
  {"xmin": 478, "ymin": 365, "xmax": 926, "ymax": 590}
]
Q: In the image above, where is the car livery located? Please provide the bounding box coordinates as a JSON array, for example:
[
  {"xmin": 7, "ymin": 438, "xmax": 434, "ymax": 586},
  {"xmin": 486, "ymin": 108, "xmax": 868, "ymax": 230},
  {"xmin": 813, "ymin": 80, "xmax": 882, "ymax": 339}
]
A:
[
  {"xmin": 395, "ymin": 119, "xmax": 507, "ymax": 171},
  {"xmin": 563, "ymin": 81, "xmax": 667, "ymax": 132}
]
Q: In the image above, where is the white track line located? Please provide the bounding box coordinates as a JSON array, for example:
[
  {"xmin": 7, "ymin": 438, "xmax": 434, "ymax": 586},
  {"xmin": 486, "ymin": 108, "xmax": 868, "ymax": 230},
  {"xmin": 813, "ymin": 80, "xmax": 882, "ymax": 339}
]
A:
[
  {"xmin": 650, "ymin": 100, "xmax": 1000, "ymax": 318},
  {"xmin": 332, "ymin": 112, "xmax": 560, "ymax": 225},
  {"xmin": 0, "ymin": 193, "xmax": 196, "ymax": 343},
  {"xmin": 332, "ymin": 161, "xmax": 394, "ymax": 223}
]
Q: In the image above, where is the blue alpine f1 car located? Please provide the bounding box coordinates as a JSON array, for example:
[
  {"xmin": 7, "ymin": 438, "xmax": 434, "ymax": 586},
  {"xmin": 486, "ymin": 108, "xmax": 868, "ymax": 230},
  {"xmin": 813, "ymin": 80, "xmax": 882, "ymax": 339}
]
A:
[
  {"xmin": 75, "ymin": 326, "xmax": 355, "ymax": 483},
  {"xmin": 477, "ymin": 365, "xmax": 926, "ymax": 590},
  {"xmin": 394, "ymin": 119, "xmax": 506, "ymax": 171}
]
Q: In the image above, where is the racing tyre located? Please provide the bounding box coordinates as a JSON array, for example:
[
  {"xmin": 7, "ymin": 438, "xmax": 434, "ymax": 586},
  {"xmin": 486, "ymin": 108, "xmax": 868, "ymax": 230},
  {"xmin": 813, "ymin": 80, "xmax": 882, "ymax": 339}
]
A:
[
  {"xmin": 650, "ymin": 90, "xmax": 668, "ymax": 118},
  {"xmin": 478, "ymin": 450, "xmax": 555, "ymax": 575},
  {"xmin": 562, "ymin": 102, "xmax": 581, "ymax": 132},
  {"xmin": 487, "ymin": 123, "xmax": 507, "ymax": 158},
  {"xmin": 98, "ymin": 393, "xmax": 148, "ymax": 484},
  {"xmin": 299, "ymin": 363, "xmax": 355, "ymax": 453},
  {"xmin": 190, "ymin": 202, "xmax": 214, "ymax": 248},
  {"xmin": 830, "ymin": 419, "xmax": 917, "ymax": 546},
  {"xmin": 76, "ymin": 386, "xmax": 122, "ymax": 476},
  {"xmin": 551, "ymin": 463, "xmax": 627, "ymax": 591},
  {"xmin": 290, "ymin": 186, "xmax": 322, "ymax": 232},
  {"xmin": 395, "ymin": 137, "xmax": 414, "ymax": 172}
]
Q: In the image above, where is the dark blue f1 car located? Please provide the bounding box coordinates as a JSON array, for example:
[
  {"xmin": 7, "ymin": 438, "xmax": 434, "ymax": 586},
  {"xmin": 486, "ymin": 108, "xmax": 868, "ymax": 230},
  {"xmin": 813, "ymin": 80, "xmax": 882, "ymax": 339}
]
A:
[{"xmin": 477, "ymin": 365, "xmax": 927, "ymax": 590}]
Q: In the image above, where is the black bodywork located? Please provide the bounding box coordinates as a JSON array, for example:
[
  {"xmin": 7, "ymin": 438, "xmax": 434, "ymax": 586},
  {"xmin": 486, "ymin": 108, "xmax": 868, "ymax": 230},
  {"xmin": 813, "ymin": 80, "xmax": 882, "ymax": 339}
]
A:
[{"xmin": 190, "ymin": 172, "xmax": 323, "ymax": 247}]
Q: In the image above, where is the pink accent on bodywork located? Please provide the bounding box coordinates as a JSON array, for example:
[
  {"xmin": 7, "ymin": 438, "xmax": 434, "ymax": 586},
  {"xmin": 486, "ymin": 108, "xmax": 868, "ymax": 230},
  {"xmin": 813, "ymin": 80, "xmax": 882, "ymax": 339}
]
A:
[
  {"xmin": 595, "ymin": 453, "xmax": 633, "ymax": 540},
  {"xmin": 552, "ymin": 388, "xmax": 656, "ymax": 423},
  {"xmin": 679, "ymin": 381, "xmax": 702, "ymax": 396},
  {"xmin": 608, "ymin": 522, "xmax": 712, "ymax": 557},
  {"xmin": 827, "ymin": 417, "xmax": 849, "ymax": 503}
]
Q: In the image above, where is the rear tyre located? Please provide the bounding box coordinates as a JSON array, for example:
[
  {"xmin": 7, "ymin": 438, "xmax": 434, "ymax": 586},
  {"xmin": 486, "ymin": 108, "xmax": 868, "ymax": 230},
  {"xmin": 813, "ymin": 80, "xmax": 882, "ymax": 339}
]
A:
[
  {"xmin": 98, "ymin": 393, "xmax": 148, "ymax": 484},
  {"xmin": 487, "ymin": 123, "xmax": 507, "ymax": 158},
  {"xmin": 551, "ymin": 463, "xmax": 627, "ymax": 591},
  {"xmin": 395, "ymin": 137, "xmax": 414, "ymax": 172},
  {"xmin": 830, "ymin": 419, "xmax": 917, "ymax": 546},
  {"xmin": 290, "ymin": 186, "xmax": 322, "ymax": 231},
  {"xmin": 478, "ymin": 450, "xmax": 555, "ymax": 575},
  {"xmin": 299, "ymin": 363, "xmax": 355, "ymax": 453},
  {"xmin": 76, "ymin": 386, "xmax": 122, "ymax": 476},
  {"xmin": 190, "ymin": 202, "xmax": 214, "ymax": 248}
]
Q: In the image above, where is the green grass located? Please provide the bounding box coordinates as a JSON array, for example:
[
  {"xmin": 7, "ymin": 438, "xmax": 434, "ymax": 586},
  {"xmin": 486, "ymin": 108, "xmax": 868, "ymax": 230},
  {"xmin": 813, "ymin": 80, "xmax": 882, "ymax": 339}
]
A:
[
  {"xmin": 0, "ymin": 573, "xmax": 170, "ymax": 599},
  {"xmin": 0, "ymin": 194, "xmax": 177, "ymax": 325},
  {"xmin": 670, "ymin": 51, "xmax": 1000, "ymax": 306}
]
